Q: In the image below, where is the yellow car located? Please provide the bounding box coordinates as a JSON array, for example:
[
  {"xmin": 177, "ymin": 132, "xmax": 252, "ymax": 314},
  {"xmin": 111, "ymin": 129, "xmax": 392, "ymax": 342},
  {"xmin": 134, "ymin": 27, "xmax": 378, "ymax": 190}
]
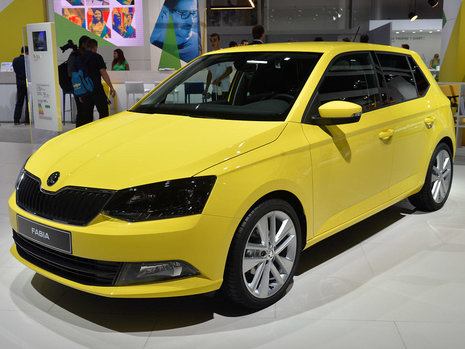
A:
[{"xmin": 9, "ymin": 42, "xmax": 455, "ymax": 309}]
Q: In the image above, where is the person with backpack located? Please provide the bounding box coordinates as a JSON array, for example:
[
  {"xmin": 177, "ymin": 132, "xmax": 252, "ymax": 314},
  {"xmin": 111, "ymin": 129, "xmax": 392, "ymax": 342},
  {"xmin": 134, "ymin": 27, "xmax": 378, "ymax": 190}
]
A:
[
  {"xmin": 66, "ymin": 35, "xmax": 89, "ymax": 125},
  {"xmin": 76, "ymin": 38, "xmax": 116, "ymax": 127}
]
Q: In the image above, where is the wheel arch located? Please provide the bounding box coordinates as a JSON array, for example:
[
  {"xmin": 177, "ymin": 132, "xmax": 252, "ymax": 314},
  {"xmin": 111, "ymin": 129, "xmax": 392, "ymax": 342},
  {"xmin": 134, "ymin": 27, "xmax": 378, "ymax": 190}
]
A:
[
  {"xmin": 439, "ymin": 136, "xmax": 454, "ymax": 158},
  {"xmin": 237, "ymin": 190, "xmax": 308, "ymax": 251}
]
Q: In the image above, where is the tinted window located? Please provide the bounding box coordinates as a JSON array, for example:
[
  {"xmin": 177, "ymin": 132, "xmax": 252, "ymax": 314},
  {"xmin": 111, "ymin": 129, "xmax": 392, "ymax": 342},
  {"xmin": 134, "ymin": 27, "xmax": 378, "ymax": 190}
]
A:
[
  {"xmin": 309, "ymin": 53, "xmax": 380, "ymax": 116},
  {"xmin": 133, "ymin": 52, "xmax": 320, "ymax": 121},
  {"xmin": 407, "ymin": 56, "xmax": 429, "ymax": 96},
  {"xmin": 376, "ymin": 53, "xmax": 418, "ymax": 103}
]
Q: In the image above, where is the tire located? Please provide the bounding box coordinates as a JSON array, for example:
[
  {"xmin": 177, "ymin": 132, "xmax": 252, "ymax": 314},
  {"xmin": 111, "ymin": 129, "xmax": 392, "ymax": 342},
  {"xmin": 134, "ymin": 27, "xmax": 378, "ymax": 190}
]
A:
[
  {"xmin": 222, "ymin": 199, "xmax": 302, "ymax": 309},
  {"xmin": 408, "ymin": 143, "xmax": 453, "ymax": 211}
]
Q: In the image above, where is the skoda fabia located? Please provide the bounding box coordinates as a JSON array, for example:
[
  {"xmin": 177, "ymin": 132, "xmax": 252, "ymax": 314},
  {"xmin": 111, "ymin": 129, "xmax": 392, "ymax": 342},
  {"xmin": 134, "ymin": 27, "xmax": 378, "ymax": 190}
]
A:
[{"xmin": 9, "ymin": 43, "xmax": 455, "ymax": 309}]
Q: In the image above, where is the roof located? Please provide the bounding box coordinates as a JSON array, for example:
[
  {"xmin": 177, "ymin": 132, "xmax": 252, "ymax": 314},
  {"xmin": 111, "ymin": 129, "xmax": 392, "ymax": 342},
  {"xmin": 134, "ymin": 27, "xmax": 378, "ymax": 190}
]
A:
[{"xmin": 204, "ymin": 42, "xmax": 411, "ymax": 56}]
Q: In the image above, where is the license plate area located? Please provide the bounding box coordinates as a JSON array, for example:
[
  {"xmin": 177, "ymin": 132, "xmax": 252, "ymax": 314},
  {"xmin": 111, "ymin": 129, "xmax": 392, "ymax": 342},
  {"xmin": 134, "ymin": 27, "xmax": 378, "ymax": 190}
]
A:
[{"xmin": 16, "ymin": 215, "xmax": 72, "ymax": 254}]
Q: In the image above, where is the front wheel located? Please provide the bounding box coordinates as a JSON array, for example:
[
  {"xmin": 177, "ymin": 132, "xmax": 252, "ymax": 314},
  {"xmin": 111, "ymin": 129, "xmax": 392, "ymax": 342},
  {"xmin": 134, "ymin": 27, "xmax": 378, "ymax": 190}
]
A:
[
  {"xmin": 409, "ymin": 143, "xmax": 453, "ymax": 211},
  {"xmin": 222, "ymin": 199, "xmax": 302, "ymax": 309}
]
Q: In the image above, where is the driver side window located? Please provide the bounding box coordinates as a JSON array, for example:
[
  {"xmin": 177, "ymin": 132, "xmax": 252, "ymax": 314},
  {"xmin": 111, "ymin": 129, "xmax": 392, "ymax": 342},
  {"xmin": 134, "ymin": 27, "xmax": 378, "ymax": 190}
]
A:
[{"xmin": 308, "ymin": 53, "xmax": 380, "ymax": 119}]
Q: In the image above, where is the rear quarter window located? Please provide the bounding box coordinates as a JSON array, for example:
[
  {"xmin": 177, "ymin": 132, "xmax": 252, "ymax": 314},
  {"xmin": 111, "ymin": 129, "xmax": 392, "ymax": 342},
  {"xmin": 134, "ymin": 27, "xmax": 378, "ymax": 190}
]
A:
[
  {"xmin": 407, "ymin": 56, "xmax": 430, "ymax": 97},
  {"xmin": 376, "ymin": 53, "xmax": 418, "ymax": 103}
]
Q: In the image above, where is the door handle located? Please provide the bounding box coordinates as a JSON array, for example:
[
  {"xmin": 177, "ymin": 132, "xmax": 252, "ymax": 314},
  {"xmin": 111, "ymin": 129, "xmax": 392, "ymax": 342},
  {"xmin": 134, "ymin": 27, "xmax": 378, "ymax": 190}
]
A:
[
  {"xmin": 379, "ymin": 129, "xmax": 394, "ymax": 141},
  {"xmin": 425, "ymin": 116, "xmax": 436, "ymax": 129}
]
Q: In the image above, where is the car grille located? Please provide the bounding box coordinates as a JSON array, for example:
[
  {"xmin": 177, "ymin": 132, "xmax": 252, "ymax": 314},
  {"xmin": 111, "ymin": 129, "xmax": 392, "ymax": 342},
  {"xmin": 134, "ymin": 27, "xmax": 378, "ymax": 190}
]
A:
[
  {"xmin": 13, "ymin": 230, "xmax": 122, "ymax": 286},
  {"xmin": 16, "ymin": 171, "xmax": 114, "ymax": 226}
]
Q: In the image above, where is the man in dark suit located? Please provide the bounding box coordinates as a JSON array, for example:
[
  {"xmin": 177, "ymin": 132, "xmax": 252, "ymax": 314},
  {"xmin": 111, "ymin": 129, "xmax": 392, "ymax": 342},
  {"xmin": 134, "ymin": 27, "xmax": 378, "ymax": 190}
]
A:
[
  {"xmin": 250, "ymin": 24, "xmax": 265, "ymax": 44},
  {"xmin": 12, "ymin": 46, "xmax": 30, "ymax": 125}
]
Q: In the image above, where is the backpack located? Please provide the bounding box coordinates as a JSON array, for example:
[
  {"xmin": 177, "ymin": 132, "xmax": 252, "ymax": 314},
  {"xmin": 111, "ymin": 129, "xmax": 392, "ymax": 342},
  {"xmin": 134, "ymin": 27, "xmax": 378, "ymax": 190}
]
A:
[
  {"xmin": 58, "ymin": 61, "xmax": 73, "ymax": 93},
  {"xmin": 71, "ymin": 53, "xmax": 94, "ymax": 97}
]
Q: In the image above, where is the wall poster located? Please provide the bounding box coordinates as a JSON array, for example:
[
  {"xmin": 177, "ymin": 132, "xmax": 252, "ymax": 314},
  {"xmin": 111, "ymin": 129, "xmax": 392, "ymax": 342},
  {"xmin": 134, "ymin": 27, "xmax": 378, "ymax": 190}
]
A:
[
  {"xmin": 54, "ymin": 0, "xmax": 143, "ymax": 47},
  {"xmin": 150, "ymin": 0, "xmax": 202, "ymax": 69}
]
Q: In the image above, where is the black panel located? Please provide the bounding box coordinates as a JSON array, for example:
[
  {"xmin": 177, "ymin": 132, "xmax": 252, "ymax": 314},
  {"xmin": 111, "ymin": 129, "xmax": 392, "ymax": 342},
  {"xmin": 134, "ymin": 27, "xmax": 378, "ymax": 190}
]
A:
[{"xmin": 13, "ymin": 230, "xmax": 122, "ymax": 287}]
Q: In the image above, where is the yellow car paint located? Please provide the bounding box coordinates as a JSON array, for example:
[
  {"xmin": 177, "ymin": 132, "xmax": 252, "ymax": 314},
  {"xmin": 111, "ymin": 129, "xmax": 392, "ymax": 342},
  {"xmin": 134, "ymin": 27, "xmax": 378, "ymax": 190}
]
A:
[{"xmin": 9, "ymin": 42, "xmax": 456, "ymax": 300}]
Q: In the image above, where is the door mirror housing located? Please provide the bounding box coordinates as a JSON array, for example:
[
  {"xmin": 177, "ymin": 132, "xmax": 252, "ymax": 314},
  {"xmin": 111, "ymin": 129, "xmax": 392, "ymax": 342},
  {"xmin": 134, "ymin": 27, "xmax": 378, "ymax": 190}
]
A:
[{"xmin": 313, "ymin": 101, "xmax": 362, "ymax": 125}]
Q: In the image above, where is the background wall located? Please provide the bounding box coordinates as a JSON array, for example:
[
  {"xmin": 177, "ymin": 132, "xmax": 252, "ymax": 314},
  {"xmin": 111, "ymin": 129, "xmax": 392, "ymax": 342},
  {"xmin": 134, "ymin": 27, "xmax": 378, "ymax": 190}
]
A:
[
  {"xmin": 0, "ymin": 0, "xmax": 47, "ymax": 62},
  {"xmin": 440, "ymin": 0, "xmax": 465, "ymax": 82},
  {"xmin": 391, "ymin": 32, "xmax": 442, "ymax": 64}
]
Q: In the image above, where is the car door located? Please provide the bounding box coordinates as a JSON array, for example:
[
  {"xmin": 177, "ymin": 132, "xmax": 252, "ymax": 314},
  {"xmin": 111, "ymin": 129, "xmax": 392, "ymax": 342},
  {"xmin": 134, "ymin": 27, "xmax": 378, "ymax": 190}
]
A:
[
  {"xmin": 301, "ymin": 52, "xmax": 394, "ymax": 236},
  {"xmin": 375, "ymin": 52, "xmax": 433, "ymax": 198}
]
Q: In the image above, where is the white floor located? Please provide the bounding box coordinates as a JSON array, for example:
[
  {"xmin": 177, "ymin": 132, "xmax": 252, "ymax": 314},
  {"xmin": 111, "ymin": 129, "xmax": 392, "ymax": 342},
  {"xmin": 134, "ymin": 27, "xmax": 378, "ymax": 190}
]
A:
[{"xmin": 1, "ymin": 125, "xmax": 465, "ymax": 348}]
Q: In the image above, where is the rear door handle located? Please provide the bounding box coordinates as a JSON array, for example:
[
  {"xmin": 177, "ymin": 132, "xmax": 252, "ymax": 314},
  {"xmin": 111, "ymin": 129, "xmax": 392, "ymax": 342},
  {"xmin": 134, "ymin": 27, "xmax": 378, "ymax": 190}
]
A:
[
  {"xmin": 425, "ymin": 116, "xmax": 436, "ymax": 129},
  {"xmin": 379, "ymin": 129, "xmax": 394, "ymax": 141}
]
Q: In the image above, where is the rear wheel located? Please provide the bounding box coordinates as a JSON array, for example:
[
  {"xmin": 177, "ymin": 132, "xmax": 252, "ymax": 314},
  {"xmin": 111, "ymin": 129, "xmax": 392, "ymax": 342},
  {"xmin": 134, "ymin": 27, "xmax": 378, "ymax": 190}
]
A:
[
  {"xmin": 223, "ymin": 199, "xmax": 302, "ymax": 309},
  {"xmin": 408, "ymin": 143, "xmax": 453, "ymax": 211}
]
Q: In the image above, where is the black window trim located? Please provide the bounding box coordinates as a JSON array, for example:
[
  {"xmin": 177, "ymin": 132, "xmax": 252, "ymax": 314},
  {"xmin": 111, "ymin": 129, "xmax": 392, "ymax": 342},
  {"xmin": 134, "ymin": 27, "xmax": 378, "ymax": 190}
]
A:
[
  {"xmin": 406, "ymin": 54, "xmax": 431, "ymax": 98},
  {"xmin": 301, "ymin": 50, "xmax": 430, "ymax": 125}
]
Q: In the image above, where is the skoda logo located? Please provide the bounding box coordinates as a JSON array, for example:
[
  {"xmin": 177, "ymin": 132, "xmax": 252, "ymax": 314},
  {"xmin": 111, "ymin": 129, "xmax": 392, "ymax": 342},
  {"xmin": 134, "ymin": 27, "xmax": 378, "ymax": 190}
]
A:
[{"xmin": 47, "ymin": 172, "xmax": 60, "ymax": 186}]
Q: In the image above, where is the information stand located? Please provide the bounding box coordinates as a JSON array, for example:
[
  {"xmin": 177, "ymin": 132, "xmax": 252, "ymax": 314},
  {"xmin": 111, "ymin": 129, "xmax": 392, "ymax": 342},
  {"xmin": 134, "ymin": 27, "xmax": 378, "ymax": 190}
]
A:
[{"xmin": 26, "ymin": 22, "xmax": 62, "ymax": 132}]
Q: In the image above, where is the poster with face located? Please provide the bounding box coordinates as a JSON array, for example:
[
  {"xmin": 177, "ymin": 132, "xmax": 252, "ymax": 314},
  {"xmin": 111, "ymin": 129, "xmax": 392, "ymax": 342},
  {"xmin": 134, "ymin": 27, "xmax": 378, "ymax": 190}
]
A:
[
  {"xmin": 87, "ymin": 8, "xmax": 111, "ymax": 38},
  {"xmin": 112, "ymin": 7, "xmax": 136, "ymax": 38},
  {"xmin": 54, "ymin": 0, "xmax": 143, "ymax": 46},
  {"xmin": 150, "ymin": 0, "xmax": 201, "ymax": 64}
]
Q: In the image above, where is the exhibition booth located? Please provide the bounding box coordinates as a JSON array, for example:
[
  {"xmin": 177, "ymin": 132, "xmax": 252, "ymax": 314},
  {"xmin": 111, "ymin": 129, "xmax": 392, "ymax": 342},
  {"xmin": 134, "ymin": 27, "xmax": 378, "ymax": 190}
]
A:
[
  {"xmin": 0, "ymin": 0, "xmax": 464, "ymax": 145},
  {"xmin": 2, "ymin": 1, "xmax": 465, "ymax": 348}
]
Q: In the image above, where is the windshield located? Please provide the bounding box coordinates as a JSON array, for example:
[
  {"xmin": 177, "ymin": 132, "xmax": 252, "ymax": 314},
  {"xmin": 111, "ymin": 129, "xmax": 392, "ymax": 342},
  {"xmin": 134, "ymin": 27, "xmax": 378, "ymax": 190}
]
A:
[{"xmin": 132, "ymin": 52, "xmax": 321, "ymax": 121}]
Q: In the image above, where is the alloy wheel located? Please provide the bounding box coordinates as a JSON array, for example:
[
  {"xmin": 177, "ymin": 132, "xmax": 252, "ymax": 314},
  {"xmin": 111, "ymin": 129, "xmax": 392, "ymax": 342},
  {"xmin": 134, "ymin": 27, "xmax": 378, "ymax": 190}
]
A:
[
  {"xmin": 431, "ymin": 149, "xmax": 452, "ymax": 203},
  {"xmin": 242, "ymin": 210, "xmax": 297, "ymax": 299}
]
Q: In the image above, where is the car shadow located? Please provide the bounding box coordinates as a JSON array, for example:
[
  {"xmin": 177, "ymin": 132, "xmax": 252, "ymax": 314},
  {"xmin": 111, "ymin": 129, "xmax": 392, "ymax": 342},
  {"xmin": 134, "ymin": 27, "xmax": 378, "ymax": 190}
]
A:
[{"xmin": 11, "ymin": 200, "xmax": 417, "ymax": 334}]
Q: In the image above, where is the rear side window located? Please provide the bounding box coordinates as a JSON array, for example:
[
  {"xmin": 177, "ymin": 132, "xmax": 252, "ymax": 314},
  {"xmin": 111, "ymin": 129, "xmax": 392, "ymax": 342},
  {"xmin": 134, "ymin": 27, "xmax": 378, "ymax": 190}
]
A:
[
  {"xmin": 376, "ymin": 53, "xmax": 418, "ymax": 103},
  {"xmin": 311, "ymin": 53, "xmax": 380, "ymax": 114},
  {"xmin": 407, "ymin": 56, "xmax": 429, "ymax": 96}
]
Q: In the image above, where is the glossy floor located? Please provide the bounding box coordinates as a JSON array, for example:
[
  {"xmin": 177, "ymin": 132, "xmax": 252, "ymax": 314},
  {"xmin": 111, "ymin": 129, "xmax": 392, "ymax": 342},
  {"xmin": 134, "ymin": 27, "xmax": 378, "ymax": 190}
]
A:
[{"xmin": 1, "ymin": 123, "xmax": 465, "ymax": 349}]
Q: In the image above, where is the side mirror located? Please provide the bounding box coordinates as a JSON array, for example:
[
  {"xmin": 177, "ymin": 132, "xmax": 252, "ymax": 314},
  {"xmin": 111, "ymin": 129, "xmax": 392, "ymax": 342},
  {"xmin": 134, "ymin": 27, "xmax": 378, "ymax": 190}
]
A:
[{"xmin": 313, "ymin": 101, "xmax": 362, "ymax": 125}]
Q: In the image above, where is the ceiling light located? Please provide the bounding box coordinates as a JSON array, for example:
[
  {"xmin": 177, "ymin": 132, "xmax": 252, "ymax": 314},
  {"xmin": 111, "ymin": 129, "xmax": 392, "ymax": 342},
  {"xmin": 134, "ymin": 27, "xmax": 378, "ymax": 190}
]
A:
[
  {"xmin": 427, "ymin": 0, "xmax": 439, "ymax": 8},
  {"xmin": 409, "ymin": 12, "xmax": 418, "ymax": 21},
  {"xmin": 211, "ymin": 0, "xmax": 255, "ymax": 10}
]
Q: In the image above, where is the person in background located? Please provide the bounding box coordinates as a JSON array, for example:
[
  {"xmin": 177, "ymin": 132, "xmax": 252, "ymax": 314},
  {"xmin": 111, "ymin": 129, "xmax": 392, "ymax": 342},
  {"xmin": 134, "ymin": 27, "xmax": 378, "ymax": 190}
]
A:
[
  {"xmin": 112, "ymin": 48, "xmax": 130, "ymax": 71},
  {"xmin": 430, "ymin": 53, "xmax": 440, "ymax": 69},
  {"xmin": 78, "ymin": 39, "xmax": 116, "ymax": 127},
  {"xmin": 229, "ymin": 41, "xmax": 238, "ymax": 47},
  {"xmin": 68, "ymin": 35, "xmax": 90, "ymax": 124},
  {"xmin": 12, "ymin": 46, "xmax": 29, "ymax": 125},
  {"xmin": 203, "ymin": 33, "xmax": 232, "ymax": 101},
  {"xmin": 250, "ymin": 24, "xmax": 265, "ymax": 44},
  {"xmin": 240, "ymin": 39, "xmax": 248, "ymax": 46},
  {"xmin": 402, "ymin": 44, "xmax": 410, "ymax": 49},
  {"xmin": 360, "ymin": 34, "xmax": 369, "ymax": 43}
]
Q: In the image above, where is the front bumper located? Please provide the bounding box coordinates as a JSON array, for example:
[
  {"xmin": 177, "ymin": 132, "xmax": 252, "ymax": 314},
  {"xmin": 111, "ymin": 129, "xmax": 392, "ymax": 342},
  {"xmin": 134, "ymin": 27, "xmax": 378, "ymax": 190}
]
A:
[{"xmin": 8, "ymin": 192, "xmax": 239, "ymax": 298}]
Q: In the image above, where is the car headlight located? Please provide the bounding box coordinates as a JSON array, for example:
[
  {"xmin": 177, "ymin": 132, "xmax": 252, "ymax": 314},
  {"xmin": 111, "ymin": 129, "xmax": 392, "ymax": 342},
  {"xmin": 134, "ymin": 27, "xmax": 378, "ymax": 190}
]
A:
[
  {"xmin": 102, "ymin": 176, "xmax": 216, "ymax": 221},
  {"xmin": 15, "ymin": 156, "xmax": 30, "ymax": 190}
]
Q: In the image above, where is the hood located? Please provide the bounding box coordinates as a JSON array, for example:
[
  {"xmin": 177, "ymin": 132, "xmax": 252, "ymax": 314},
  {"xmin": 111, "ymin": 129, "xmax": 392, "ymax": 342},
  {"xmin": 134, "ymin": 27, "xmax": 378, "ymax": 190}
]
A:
[{"xmin": 26, "ymin": 112, "xmax": 286, "ymax": 191}]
